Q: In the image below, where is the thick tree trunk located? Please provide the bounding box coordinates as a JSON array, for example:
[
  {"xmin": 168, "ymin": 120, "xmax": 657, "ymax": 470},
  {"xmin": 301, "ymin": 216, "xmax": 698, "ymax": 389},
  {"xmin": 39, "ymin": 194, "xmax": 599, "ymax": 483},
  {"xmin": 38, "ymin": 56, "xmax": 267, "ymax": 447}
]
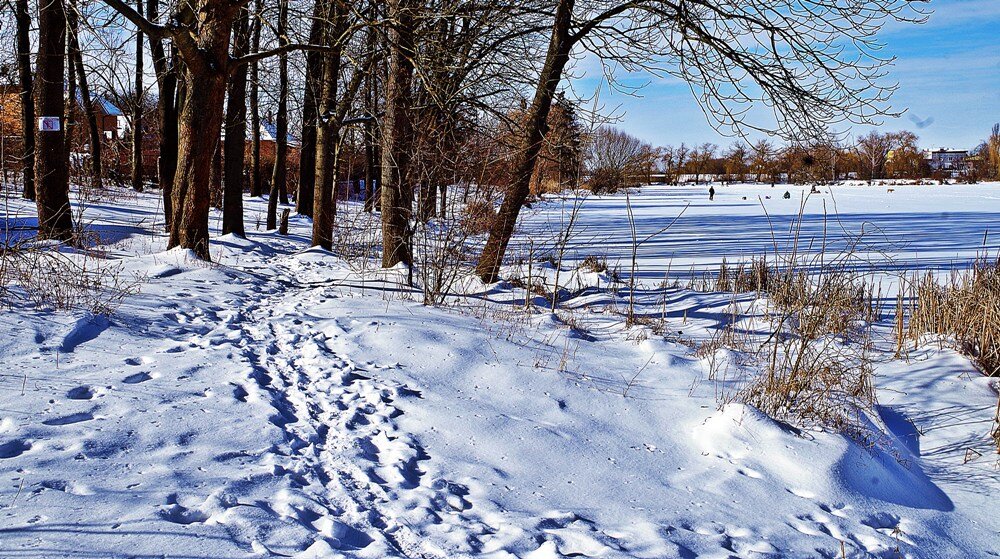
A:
[
  {"xmin": 267, "ymin": 0, "xmax": 290, "ymax": 229},
  {"xmin": 159, "ymin": 53, "xmax": 179, "ymax": 228},
  {"xmin": 166, "ymin": 11, "xmax": 233, "ymax": 259},
  {"xmin": 475, "ymin": 0, "xmax": 575, "ymax": 282},
  {"xmin": 222, "ymin": 8, "xmax": 250, "ymax": 237},
  {"xmin": 296, "ymin": 2, "xmax": 325, "ymax": 217},
  {"xmin": 35, "ymin": 0, "xmax": 73, "ymax": 241},
  {"xmin": 209, "ymin": 138, "xmax": 223, "ymax": 209},
  {"xmin": 15, "ymin": 0, "xmax": 36, "ymax": 200},
  {"xmin": 380, "ymin": 0, "xmax": 417, "ymax": 268},
  {"xmin": 312, "ymin": 16, "xmax": 341, "ymax": 250},
  {"xmin": 131, "ymin": 0, "xmax": 144, "ymax": 192},
  {"xmin": 69, "ymin": 42, "xmax": 103, "ymax": 191}
]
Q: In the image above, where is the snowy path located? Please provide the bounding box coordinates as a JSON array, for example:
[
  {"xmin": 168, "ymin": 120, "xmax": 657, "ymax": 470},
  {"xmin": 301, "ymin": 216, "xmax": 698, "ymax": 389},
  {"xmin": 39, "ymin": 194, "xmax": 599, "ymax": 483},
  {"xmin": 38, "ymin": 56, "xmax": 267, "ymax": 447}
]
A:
[{"xmin": 232, "ymin": 260, "xmax": 465, "ymax": 558}]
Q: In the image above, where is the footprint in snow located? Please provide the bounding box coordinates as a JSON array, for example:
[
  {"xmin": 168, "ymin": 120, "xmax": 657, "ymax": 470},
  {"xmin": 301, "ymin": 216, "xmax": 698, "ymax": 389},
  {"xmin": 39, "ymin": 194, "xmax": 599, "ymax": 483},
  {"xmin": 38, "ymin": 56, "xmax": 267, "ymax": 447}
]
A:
[
  {"xmin": 42, "ymin": 412, "xmax": 94, "ymax": 426},
  {"xmin": 124, "ymin": 356, "xmax": 153, "ymax": 366},
  {"xmin": 38, "ymin": 479, "xmax": 94, "ymax": 495},
  {"xmin": 67, "ymin": 386, "xmax": 95, "ymax": 400},
  {"xmin": 123, "ymin": 372, "xmax": 153, "ymax": 384},
  {"xmin": 0, "ymin": 439, "xmax": 32, "ymax": 459}
]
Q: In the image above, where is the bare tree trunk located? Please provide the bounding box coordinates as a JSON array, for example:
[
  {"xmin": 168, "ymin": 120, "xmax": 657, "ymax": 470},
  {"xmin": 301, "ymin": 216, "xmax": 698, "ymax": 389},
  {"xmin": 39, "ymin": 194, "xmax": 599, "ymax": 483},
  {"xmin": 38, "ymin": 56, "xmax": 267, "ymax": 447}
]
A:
[
  {"xmin": 64, "ymin": 25, "xmax": 77, "ymax": 158},
  {"xmin": 222, "ymin": 7, "xmax": 250, "ymax": 236},
  {"xmin": 296, "ymin": 1, "xmax": 325, "ymax": 217},
  {"xmin": 311, "ymin": 0, "xmax": 341, "ymax": 249},
  {"xmin": 35, "ymin": 0, "xmax": 73, "ymax": 241},
  {"xmin": 131, "ymin": 0, "xmax": 144, "ymax": 192},
  {"xmin": 209, "ymin": 137, "xmax": 223, "ymax": 209},
  {"xmin": 438, "ymin": 180, "xmax": 446, "ymax": 217},
  {"xmin": 15, "ymin": 0, "xmax": 36, "ymax": 200},
  {"xmin": 248, "ymin": 0, "xmax": 262, "ymax": 198},
  {"xmin": 148, "ymin": 0, "xmax": 176, "ymax": 227},
  {"xmin": 380, "ymin": 0, "xmax": 416, "ymax": 268},
  {"xmin": 417, "ymin": 179, "xmax": 435, "ymax": 223},
  {"xmin": 363, "ymin": 20, "xmax": 380, "ymax": 213},
  {"xmin": 164, "ymin": 9, "xmax": 234, "ymax": 259},
  {"xmin": 267, "ymin": 0, "xmax": 290, "ymax": 229},
  {"xmin": 69, "ymin": 36, "xmax": 103, "ymax": 191},
  {"xmin": 475, "ymin": 0, "xmax": 575, "ymax": 282}
]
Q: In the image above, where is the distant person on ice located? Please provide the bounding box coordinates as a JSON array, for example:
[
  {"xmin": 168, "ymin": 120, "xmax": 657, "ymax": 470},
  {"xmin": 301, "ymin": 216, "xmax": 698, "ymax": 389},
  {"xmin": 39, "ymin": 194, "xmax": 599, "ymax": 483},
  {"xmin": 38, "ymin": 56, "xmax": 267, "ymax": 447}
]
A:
[
  {"xmin": 783, "ymin": 190, "xmax": 791, "ymax": 199},
  {"xmin": 709, "ymin": 185, "xmax": 716, "ymax": 201}
]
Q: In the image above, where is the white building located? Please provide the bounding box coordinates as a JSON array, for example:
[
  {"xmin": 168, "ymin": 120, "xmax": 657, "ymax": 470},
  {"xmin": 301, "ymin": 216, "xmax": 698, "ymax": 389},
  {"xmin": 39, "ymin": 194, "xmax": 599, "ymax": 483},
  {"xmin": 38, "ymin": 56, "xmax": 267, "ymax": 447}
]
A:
[{"xmin": 924, "ymin": 148, "xmax": 968, "ymax": 171}]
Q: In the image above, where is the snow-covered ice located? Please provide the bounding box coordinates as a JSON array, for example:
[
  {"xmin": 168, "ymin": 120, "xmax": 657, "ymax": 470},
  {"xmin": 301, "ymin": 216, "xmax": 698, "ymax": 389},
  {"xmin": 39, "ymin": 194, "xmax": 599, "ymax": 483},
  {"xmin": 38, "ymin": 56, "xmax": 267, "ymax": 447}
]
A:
[{"xmin": 1, "ymin": 183, "xmax": 998, "ymax": 557}]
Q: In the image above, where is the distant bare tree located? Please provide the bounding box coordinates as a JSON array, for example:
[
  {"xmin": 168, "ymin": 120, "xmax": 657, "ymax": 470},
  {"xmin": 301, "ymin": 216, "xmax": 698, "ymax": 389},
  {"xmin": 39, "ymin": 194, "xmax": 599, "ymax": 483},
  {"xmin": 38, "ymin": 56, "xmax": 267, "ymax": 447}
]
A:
[
  {"xmin": 585, "ymin": 126, "xmax": 645, "ymax": 193},
  {"xmin": 855, "ymin": 131, "xmax": 895, "ymax": 183}
]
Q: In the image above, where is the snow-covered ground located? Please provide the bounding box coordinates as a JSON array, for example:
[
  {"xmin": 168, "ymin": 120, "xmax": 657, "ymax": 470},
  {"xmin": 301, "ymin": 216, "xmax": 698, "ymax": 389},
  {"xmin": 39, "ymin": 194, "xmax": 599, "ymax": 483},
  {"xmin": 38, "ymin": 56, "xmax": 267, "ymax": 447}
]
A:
[
  {"xmin": 1, "ymin": 183, "xmax": 998, "ymax": 558},
  {"xmin": 516, "ymin": 183, "xmax": 1000, "ymax": 286}
]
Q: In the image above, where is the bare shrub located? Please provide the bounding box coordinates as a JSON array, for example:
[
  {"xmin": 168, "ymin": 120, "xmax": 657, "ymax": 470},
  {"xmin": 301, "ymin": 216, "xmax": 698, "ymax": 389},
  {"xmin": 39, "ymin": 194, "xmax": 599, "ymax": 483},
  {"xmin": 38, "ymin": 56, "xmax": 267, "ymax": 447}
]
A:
[
  {"xmin": 737, "ymin": 334, "xmax": 876, "ymax": 436},
  {"xmin": 2, "ymin": 247, "xmax": 144, "ymax": 315},
  {"xmin": 458, "ymin": 199, "xmax": 496, "ymax": 236}
]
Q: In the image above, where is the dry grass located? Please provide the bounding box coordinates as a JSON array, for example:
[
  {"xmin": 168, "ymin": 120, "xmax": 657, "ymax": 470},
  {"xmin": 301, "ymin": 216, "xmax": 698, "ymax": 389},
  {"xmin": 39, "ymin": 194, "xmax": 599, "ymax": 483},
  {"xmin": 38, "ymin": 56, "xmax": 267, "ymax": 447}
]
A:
[
  {"xmin": 578, "ymin": 254, "xmax": 608, "ymax": 274},
  {"xmin": 899, "ymin": 259, "xmax": 1000, "ymax": 377},
  {"xmin": 698, "ymin": 195, "xmax": 888, "ymax": 439},
  {"xmin": 895, "ymin": 259, "xmax": 1000, "ymax": 454},
  {"xmin": 701, "ymin": 267, "xmax": 880, "ymax": 440}
]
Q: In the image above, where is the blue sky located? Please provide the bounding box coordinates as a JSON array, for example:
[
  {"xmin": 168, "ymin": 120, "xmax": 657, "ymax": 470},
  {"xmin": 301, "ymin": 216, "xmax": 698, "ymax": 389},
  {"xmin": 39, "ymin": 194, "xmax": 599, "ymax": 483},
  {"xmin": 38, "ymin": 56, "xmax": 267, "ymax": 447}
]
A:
[{"xmin": 571, "ymin": 0, "xmax": 1000, "ymax": 150}]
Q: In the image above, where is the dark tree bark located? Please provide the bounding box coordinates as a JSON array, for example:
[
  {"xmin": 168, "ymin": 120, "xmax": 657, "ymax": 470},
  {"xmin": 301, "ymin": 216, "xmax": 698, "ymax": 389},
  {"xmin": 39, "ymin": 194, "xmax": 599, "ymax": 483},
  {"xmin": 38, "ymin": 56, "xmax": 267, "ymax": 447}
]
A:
[
  {"xmin": 222, "ymin": 7, "xmax": 250, "ymax": 236},
  {"xmin": 248, "ymin": 0, "xmax": 263, "ymax": 198},
  {"xmin": 168, "ymin": 43, "xmax": 233, "ymax": 257},
  {"xmin": 475, "ymin": 0, "xmax": 575, "ymax": 282},
  {"xmin": 209, "ymin": 137, "xmax": 223, "ymax": 209},
  {"xmin": 148, "ymin": 0, "xmax": 176, "ymax": 227},
  {"xmin": 35, "ymin": 0, "xmax": 73, "ymax": 241},
  {"xmin": 97, "ymin": 0, "xmax": 238, "ymax": 258},
  {"xmin": 311, "ymin": 2, "xmax": 341, "ymax": 250},
  {"xmin": 267, "ymin": 0, "xmax": 290, "ymax": 229},
  {"xmin": 15, "ymin": 0, "xmax": 36, "ymax": 200},
  {"xmin": 296, "ymin": 2, "xmax": 325, "ymax": 217},
  {"xmin": 68, "ymin": 27, "xmax": 103, "ymax": 191},
  {"xmin": 131, "ymin": 0, "xmax": 144, "ymax": 192},
  {"xmin": 417, "ymin": 180, "xmax": 435, "ymax": 223},
  {"xmin": 312, "ymin": 2, "xmax": 368, "ymax": 248},
  {"xmin": 380, "ymin": 0, "xmax": 417, "ymax": 268}
]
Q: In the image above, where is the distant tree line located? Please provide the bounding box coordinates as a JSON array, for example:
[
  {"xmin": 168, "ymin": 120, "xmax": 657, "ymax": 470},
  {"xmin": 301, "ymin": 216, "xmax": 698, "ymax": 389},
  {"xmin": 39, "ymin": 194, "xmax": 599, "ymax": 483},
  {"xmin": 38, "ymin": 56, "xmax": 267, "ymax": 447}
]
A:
[{"xmin": 572, "ymin": 123, "xmax": 1000, "ymax": 192}]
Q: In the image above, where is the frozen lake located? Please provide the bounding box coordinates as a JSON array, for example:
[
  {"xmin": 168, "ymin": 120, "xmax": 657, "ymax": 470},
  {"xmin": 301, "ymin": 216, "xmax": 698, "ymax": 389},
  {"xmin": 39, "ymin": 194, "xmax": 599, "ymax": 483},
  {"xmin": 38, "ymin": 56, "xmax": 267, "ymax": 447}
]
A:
[{"xmin": 517, "ymin": 182, "xmax": 1000, "ymax": 284}]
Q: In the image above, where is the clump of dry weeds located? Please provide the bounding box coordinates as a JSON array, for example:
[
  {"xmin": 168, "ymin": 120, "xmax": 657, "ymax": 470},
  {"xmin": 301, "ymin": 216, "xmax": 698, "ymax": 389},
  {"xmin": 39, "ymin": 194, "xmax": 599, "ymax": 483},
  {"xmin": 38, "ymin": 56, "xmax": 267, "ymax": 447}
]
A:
[{"xmin": 899, "ymin": 259, "xmax": 1000, "ymax": 377}]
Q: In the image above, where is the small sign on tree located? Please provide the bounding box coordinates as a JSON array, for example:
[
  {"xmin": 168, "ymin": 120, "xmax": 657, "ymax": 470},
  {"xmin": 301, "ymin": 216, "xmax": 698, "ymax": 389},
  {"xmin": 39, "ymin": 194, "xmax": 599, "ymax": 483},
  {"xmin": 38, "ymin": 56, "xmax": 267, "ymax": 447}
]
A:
[{"xmin": 38, "ymin": 116, "xmax": 61, "ymax": 132}]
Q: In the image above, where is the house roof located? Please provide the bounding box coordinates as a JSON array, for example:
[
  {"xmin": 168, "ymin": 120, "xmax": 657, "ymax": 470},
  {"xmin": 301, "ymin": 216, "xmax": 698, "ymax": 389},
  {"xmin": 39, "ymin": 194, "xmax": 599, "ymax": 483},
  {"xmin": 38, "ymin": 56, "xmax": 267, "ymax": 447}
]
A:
[
  {"xmin": 219, "ymin": 122, "xmax": 301, "ymax": 147},
  {"xmin": 260, "ymin": 122, "xmax": 300, "ymax": 147},
  {"xmin": 73, "ymin": 90, "xmax": 124, "ymax": 117},
  {"xmin": 94, "ymin": 95, "xmax": 123, "ymax": 117}
]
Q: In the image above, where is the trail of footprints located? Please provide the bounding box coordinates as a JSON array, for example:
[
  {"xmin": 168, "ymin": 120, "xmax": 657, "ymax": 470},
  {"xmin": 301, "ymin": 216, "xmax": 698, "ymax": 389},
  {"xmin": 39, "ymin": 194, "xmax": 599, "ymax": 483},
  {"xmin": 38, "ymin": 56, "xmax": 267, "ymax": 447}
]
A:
[{"xmin": 137, "ymin": 272, "xmax": 488, "ymax": 557}]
